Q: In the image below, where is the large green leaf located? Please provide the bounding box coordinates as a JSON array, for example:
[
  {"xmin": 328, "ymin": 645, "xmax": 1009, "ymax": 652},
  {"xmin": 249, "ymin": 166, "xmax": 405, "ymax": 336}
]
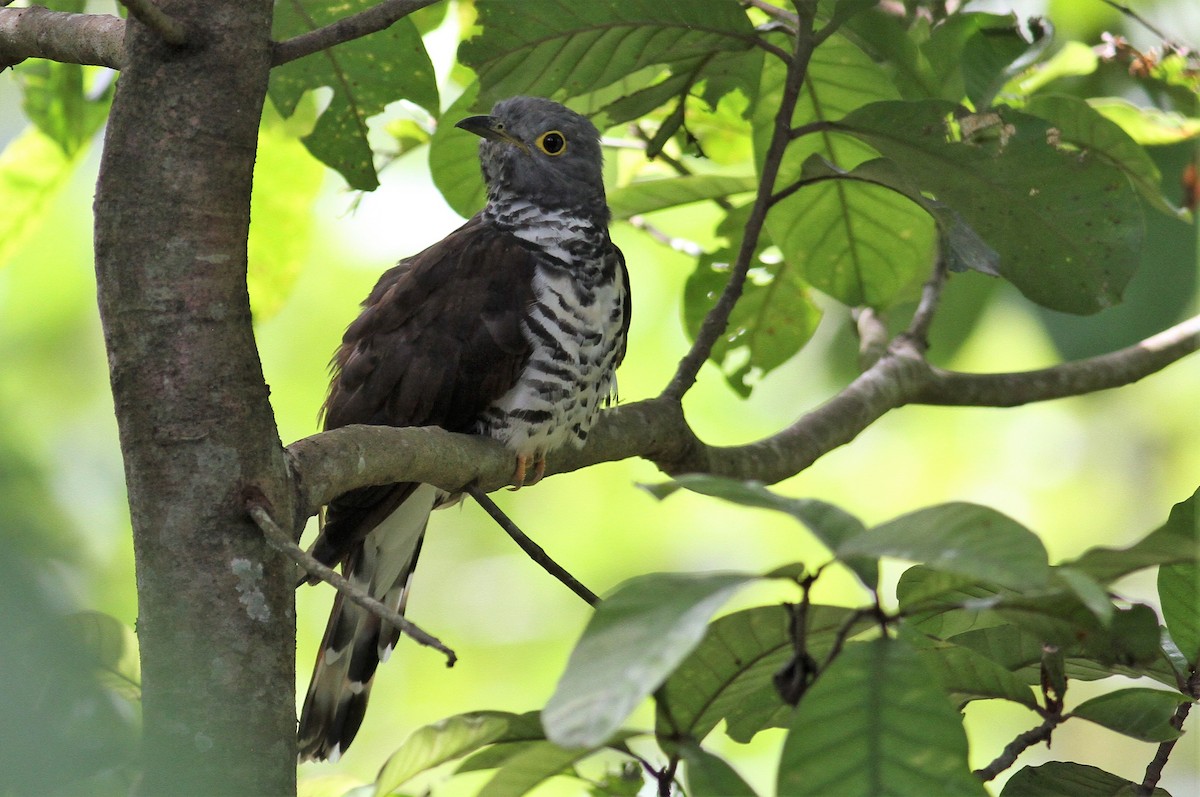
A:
[
  {"xmin": 460, "ymin": 0, "xmax": 757, "ymax": 107},
  {"xmin": 476, "ymin": 739, "xmax": 623, "ymax": 797},
  {"xmin": 543, "ymin": 572, "xmax": 758, "ymax": 748},
  {"xmin": 1024, "ymin": 94, "xmax": 1184, "ymax": 218},
  {"xmin": 1159, "ymin": 562, "xmax": 1200, "ymax": 666},
  {"xmin": 372, "ymin": 711, "xmax": 528, "ymax": 796},
  {"xmin": 838, "ymin": 503, "xmax": 1051, "ymax": 591},
  {"xmin": 0, "ymin": 127, "xmax": 90, "ymax": 268},
  {"xmin": 683, "ymin": 229, "xmax": 823, "ymax": 397},
  {"xmin": 836, "ymin": 100, "xmax": 1144, "ymax": 314},
  {"xmin": 760, "ymin": 36, "xmax": 936, "ymax": 309},
  {"xmin": 645, "ymin": 475, "xmax": 875, "ymax": 585},
  {"xmin": 429, "ymin": 82, "xmax": 488, "ymax": 217},
  {"xmin": 608, "ymin": 175, "xmax": 756, "ymax": 220},
  {"xmin": 655, "ymin": 604, "xmax": 871, "ymax": 745},
  {"xmin": 777, "ymin": 638, "xmax": 986, "ymax": 797},
  {"xmin": 269, "ymin": 0, "xmax": 439, "ymax": 191},
  {"xmin": 248, "ymin": 105, "xmax": 324, "ymax": 320},
  {"xmin": 1071, "ymin": 688, "xmax": 1190, "ymax": 743},
  {"xmin": 1067, "ymin": 487, "xmax": 1199, "ymax": 584},
  {"xmin": 1000, "ymin": 762, "xmax": 1169, "ymax": 797},
  {"xmin": 911, "ymin": 638, "xmax": 1038, "ymax": 709},
  {"xmin": 680, "ymin": 743, "xmax": 758, "ymax": 797}
]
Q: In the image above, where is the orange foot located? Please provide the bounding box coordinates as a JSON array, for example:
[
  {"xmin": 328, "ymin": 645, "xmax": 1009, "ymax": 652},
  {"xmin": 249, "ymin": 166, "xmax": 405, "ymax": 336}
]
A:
[{"xmin": 510, "ymin": 453, "xmax": 547, "ymax": 490}]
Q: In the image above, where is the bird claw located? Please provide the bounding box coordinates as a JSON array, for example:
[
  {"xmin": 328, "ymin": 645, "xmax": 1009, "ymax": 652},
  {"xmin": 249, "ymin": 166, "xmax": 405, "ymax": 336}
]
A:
[{"xmin": 509, "ymin": 454, "xmax": 547, "ymax": 490}]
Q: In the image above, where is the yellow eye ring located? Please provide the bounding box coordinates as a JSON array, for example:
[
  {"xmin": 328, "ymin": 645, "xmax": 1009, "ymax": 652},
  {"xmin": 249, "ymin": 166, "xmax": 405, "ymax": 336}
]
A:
[{"xmin": 536, "ymin": 130, "xmax": 567, "ymax": 156}]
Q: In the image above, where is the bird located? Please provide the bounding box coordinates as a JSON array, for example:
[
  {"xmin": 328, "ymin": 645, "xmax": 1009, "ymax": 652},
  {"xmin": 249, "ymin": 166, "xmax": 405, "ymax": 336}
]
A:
[{"xmin": 297, "ymin": 96, "xmax": 630, "ymax": 762}]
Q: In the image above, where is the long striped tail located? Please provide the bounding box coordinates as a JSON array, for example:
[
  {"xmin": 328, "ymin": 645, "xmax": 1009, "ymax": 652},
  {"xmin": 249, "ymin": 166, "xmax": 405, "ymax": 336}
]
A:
[{"xmin": 297, "ymin": 484, "xmax": 435, "ymax": 762}]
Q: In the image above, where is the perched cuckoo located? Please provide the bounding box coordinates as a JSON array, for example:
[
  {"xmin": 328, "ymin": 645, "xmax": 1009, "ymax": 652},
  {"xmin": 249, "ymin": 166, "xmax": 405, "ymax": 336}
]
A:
[{"xmin": 297, "ymin": 97, "xmax": 630, "ymax": 762}]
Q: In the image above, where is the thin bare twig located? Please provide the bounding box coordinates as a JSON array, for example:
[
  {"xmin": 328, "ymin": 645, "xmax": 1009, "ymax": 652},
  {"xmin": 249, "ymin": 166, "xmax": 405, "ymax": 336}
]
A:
[
  {"xmin": 246, "ymin": 499, "xmax": 458, "ymax": 665},
  {"xmin": 272, "ymin": 0, "xmax": 441, "ymax": 66},
  {"xmin": 974, "ymin": 715, "xmax": 1063, "ymax": 781},
  {"xmin": 630, "ymin": 123, "xmax": 735, "ymax": 212},
  {"xmin": 117, "ymin": 0, "xmax": 186, "ymax": 46},
  {"xmin": 662, "ymin": 6, "xmax": 819, "ymax": 401},
  {"xmin": 904, "ymin": 255, "xmax": 949, "ymax": 347},
  {"xmin": 467, "ymin": 485, "xmax": 600, "ymax": 607}
]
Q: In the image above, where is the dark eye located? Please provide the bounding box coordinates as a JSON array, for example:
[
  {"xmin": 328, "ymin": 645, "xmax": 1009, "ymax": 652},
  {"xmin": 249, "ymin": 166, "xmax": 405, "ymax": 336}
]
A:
[{"xmin": 537, "ymin": 130, "xmax": 567, "ymax": 156}]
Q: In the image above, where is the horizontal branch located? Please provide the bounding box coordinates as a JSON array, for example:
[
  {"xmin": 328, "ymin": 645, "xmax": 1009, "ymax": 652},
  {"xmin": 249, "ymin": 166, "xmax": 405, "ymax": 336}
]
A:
[
  {"xmin": 919, "ymin": 312, "xmax": 1200, "ymax": 406},
  {"xmin": 272, "ymin": 0, "xmax": 442, "ymax": 66},
  {"xmin": 285, "ymin": 313, "xmax": 1200, "ymax": 521},
  {"xmin": 0, "ymin": 6, "xmax": 125, "ymax": 69}
]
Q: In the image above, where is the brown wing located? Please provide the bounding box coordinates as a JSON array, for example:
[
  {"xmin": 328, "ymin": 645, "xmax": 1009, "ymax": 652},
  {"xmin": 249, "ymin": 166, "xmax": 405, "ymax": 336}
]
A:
[{"xmin": 311, "ymin": 214, "xmax": 536, "ymax": 568}]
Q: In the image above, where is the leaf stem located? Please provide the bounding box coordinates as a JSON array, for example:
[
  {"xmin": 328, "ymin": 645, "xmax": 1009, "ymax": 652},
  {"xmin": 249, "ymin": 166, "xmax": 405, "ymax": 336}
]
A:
[{"xmin": 974, "ymin": 714, "xmax": 1064, "ymax": 782}]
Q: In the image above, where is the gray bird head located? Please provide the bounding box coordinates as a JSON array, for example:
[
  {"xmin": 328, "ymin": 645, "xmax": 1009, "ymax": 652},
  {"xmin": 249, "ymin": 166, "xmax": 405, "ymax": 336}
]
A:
[{"xmin": 456, "ymin": 97, "xmax": 607, "ymax": 220}]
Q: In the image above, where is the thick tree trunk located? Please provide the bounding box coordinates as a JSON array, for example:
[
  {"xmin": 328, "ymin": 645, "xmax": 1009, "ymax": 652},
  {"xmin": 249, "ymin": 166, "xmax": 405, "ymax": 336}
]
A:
[{"xmin": 92, "ymin": 3, "xmax": 296, "ymax": 794}]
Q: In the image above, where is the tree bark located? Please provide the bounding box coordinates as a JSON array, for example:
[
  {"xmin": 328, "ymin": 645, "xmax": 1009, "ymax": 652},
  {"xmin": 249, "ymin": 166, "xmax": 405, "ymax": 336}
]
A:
[{"xmin": 92, "ymin": 3, "xmax": 295, "ymax": 794}]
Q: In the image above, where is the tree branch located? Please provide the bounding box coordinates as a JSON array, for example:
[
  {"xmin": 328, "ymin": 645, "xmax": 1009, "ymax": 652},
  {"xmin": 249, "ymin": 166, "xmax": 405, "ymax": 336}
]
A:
[
  {"xmin": 0, "ymin": 6, "xmax": 125, "ymax": 69},
  {"xmin": 247, "ymin": 499, "xmax": 458, "ymax": 666},
  {"xmin": 117, "ymin": 0, "xmax": 186, "ymax": 47},
  {"xmin": 662, "ymin": 7, "xmax": 818, "ymax": 401},
  {"xmin": 918, "ymin": 312, "xmax": 1200, "ymax": 407},
  {"xmin": 974, "ymin": 714, "xmax": 1063, "ymax": 781},
  {"xmin": 285, "ymin": 312, "xmax": 1200, "ymax": 519},
  {"xmin": 271, "ymin": 0, "xmax": 442, "ymax": 66}
]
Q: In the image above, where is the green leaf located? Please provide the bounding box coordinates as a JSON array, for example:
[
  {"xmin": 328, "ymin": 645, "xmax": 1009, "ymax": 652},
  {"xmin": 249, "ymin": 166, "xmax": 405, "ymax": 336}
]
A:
[
  {"xmin": 913, "ymin": 638, "xmax": 1038, "ymax": 709},
  {"xmin": 777, "ymin": 638, "xmax": 986, "ymax": 797},
  {"xmin": 1000, "ymin": 762, "xmax": 1169, "ymax": 797},
  {"xmin": 644, "ymin": 476, "xmax": 875, "ymax": 585},
  {"xmin": 373, "ymin": 711, "xmax": 525, "ymax": 796},
  {"xmin": 476, "ymin": 740, "xmax": 600, "ymax": 797},
  {"xmin": 543, "ymin": 572, "xmax": 758, "ymax": 748},
  {"xmin": 14, "ymin": 59, "xmax": 111, "ymax": 157},
  {"xmin": 1067, "ymin": 487, "xmax": 1199, "ymax": 583},
  {"xmin": 683, "ymin": 235, "xmax": 823, "ymax": 397},
  {"xmin": 680, "ymin": 743, "xmax": 757, "ymax": 797},
  {"xmin": 67, "ymin": 611, "xmax": 141, "ymax": 703},
  {"xmin": 248, "ymin": 106, "xmax": 324, "ymax": 320},
  {"xmin": 655, "ymin": 604, "xmax": 871, "ymax": 744},
  {"xmin": 836, "ymin": 100, "xmax": 1144, "ymax": 314},
  {"xmin": 269, "ymin": 0, "xmax": 439, "ymax": 191},
  {"xmin": 797, "ymin": 155, "xmax": 1000, "ymax": 276},
  {"xmin": 461, "ymin": 0, "xmax": 757, "ymax": 107},
  {"xmin": 1089, "ymin": 98, "xmax": 1200, "ymax": 145},
  {"xmin": 960, "ymin": 16, "xmax": 1052, "ymax": 109},
  {"xmin": 1160, "ymin": 562, "xmax": 1200, "ymax": 665},
  {"xmin": 608, "ymin": 175, "xmax": 756, "ymax": 220},
  {"xmin": 429, "ymin": 82, "xmax": 488, "ymax": 217},
  {"xmin": 1024, "ymin": 94, "xmax": 1185, "ymax": 219},
  {"xmin": 1055, "ymin": 568, "xmax": 1114, "ymax": 627},
  {"xmin": 0, "ymin": 126, "xmax": 90, "ymax": 268},
  {"xmin": 761, "ymin": 37, "xmax": 936, "ymax": 308},
  {"xmin": 838, "ymin": 503, "xmax": 1050, "ymax": 591},
  {"xmin": 1071, "ymin": 688, "xmax": 1190, "ymax": 743}
]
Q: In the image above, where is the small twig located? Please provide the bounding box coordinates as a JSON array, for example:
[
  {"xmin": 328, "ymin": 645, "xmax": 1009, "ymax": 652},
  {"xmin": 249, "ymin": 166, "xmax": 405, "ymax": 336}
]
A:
[
  {"xmin": 272, "ymin": 0, "xmax": 441, "ymax": 66},
  {"xmin": 852, "ymin": 307, "xmax": 890, "ymax": 370},
  {"xmin": 630, "ymin": 123, "xmax": 734, "ymax": 212},
  {"xmin": 0, "ymin": 7, "xmax": 126, "ymax": 70},
  {"xmin": 627, "ymin": 215, "xmax": 705, "ymax": 257},
  {"xmin": 974, "ymin": 715, "xmax": 1063, "ymax": 781},
  {"xmin": 245, "ymin": 499, "xmax": 457, "ymax": 665},
  {"xmin": 904, "ymin": 255, "xmax": 949, "ymax": 348},
  {"xmin": 1099, "ymin": 1, "xmax": 1174, "ymax": 44},
  {"xmin": 1137, "ymin": 694, "xmax": 1194, "ymax": 794},
  {"xmin": 466, "ymin": 485, "xmax": 600, "ymax": 607},
  {"xmin": 742, "ymin": 0, "xmax": 798, "ymax": 27},
  {"xmin": 117, "ymin": 0, "xmax": 186, "ymax": 46}
]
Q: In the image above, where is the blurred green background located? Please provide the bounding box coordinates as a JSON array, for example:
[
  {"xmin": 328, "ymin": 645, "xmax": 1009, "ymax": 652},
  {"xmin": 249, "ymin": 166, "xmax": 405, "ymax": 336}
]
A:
[{"xmin": 1, "ymin": 0, "xmax": 1199, "ymax": 794}]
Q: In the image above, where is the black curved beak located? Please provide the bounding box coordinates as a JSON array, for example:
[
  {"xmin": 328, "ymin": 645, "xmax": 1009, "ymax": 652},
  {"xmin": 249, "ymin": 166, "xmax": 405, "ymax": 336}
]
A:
[{"xmin": 455, "ymin": 115, "xmax": 528, "ymax": 151}]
